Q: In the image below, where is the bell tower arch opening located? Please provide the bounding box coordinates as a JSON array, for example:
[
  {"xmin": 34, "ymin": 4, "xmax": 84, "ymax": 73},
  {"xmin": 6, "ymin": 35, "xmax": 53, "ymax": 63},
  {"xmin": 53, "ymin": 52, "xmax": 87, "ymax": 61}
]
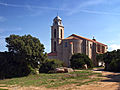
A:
[
  {"xmin": 54, "ymin": 29, "xmax": 56, "ymax": 38},
  {"xmin": 51, "ymin": 16, "xmax": 64, "ymax": 52},
  {"xmin": 54, "ymin": 41, "xmax": 56, "ymax": 52}
]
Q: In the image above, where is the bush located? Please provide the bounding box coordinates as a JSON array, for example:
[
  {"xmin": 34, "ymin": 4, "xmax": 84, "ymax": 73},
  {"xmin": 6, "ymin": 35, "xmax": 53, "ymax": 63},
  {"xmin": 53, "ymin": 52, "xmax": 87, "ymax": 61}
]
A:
[
  {"xmin": 39, "ymin": 59, "xmax": 63, "ymax": 73},
  {"xmin": 70, "ymin": 53, "xmax": 93, "ymax": 69},
  {"xmin": 107, "ymin": 59, "xmax": 120, "ymax": 72},
  {"xmin": 100, "ymin": 49, "xmax": 120, "ymax": 72},
  {"xmin": 0, "ymin": 53, "xmax": 31, "ymax": 79}
]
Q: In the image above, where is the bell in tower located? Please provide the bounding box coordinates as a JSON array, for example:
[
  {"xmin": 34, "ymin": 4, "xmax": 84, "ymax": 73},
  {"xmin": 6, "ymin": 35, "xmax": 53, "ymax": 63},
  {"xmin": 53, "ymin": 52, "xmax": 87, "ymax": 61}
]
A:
[{"xmin": 51, "ymin": 16, "xmax": 64, "ymax": 53}]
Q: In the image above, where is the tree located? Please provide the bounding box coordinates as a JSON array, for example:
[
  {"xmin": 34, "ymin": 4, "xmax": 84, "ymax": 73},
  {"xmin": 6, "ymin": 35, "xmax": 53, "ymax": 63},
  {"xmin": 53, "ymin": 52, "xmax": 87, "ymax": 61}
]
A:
[
  {"xmin": 96, "ymin": 54, "xmax": 104, "ymax": 62},
  {"xmin": 0, "ymin": 52, "xmax": 31, "ymax": 78},
  {"xmin": 70, "ymin": 53, "xmax": 93, "ymax": 69},
  {"xmin": 101, "ymin": 49, "xmax": 120, "ymax": 72},
  {"xmin": 5, "ymin": 34, "xmax": 47, "ymax": 74},
  {"xmin": 39, "ymin": 59, "xmax": 63, "ymax": 73}
]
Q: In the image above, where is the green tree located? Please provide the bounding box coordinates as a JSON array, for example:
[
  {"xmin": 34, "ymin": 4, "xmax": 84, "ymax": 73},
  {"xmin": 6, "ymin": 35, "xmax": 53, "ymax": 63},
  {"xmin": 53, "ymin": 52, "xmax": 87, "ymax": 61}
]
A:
[
  {"xmin": 70, "ymin": 53, "xmax": 93, "ymax": 69},
  {"xmin": 98, "ymin": 49, "xmax": 120, "ymax": 72},
  {"xmin": 39, "ymin": 59, "xmax": 63, "ymax": 73},
  {"xmin": 0, "ymin": 52, "xmax": 30, "ymax": 78},
  {"xmin": 96, "ymin": 54, "xmax": 104, "ymax": 62},
  {"xmin": 5, "ymin": 34, "xmax": 47, "ymax": 74}
]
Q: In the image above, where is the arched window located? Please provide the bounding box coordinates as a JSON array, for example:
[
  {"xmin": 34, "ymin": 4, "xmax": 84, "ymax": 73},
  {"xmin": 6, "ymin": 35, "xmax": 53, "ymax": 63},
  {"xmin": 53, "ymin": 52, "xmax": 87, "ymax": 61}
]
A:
[
  {"xmin": 60, "ymin": 21, "xmax": 61, "ymax": 24},
  {"xmin": 55, "ymin": 21, "xmax": 57, "ymax": 24},
  {"xmin": 54, "ymin": 29, "xmax": 56, "ymax": 38},
  {"xmin": 54, "ymin": 41, "xmax": 56, "ymax": 52},
  {"xmin": 61, "ymin": 29, "xmax": 62, "ymax": 39}
]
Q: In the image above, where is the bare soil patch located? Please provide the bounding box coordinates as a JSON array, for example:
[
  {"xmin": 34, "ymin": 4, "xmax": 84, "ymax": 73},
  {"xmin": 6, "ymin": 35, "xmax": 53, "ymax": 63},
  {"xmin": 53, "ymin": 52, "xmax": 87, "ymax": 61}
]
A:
[{"xmin": 0, "ymin": 69, "xmax": 120, "ymax": 90}]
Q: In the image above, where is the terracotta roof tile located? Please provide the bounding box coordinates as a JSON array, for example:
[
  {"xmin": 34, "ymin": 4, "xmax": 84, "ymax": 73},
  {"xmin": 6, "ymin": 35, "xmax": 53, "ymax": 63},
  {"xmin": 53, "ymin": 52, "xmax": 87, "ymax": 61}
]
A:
[
  {"xmin": 47, "ymin": 52, "xmax": 57, "ymax": 56},
  {"xmin": 64, "ymin": 36, "xmax": 79, "ymax": 40},
  {"xmin": 64, "ymin": 34, "xmax": 107, "ymax": 46}
]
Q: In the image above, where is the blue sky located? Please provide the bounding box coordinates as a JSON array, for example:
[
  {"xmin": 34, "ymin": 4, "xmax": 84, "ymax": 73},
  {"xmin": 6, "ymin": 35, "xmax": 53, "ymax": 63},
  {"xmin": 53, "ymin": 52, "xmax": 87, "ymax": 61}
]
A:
[{"xmin": 0, "ymin": 0, "xmax": 120, "ymax": 52}]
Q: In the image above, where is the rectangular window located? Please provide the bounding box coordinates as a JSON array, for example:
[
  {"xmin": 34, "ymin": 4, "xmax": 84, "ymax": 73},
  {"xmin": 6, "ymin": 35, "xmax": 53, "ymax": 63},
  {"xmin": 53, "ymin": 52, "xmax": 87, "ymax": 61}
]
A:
[
  {"xmin": 90, "ymin": 44, "xmax": 92, "ymax": 48},
  {"xmin": 102, "ymin": 46, "xmax": 105, "ymax": 53},
  {"xmin": 97, "ymin": 44, "xmax": 100, "ymax": 52},
  {"xmin": 65, "ymin": 42, "xmax": 67, "ymax": 47}
]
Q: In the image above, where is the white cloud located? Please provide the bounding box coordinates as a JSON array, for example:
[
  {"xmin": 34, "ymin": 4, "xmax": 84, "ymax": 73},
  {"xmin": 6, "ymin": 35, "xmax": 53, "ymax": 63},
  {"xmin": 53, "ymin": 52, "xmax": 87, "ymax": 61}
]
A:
[
  {"xmin": 0, "ymin": 27, "xmax": 22, "ymax": 34},
  {"xmin": 0, "ymin": 2, "xmax": 67, "ymax": 11},
  {"xmin": 1, "ymin": 1, "xmax": 120, "ymax": 16},
  {"xmin": 68, "ymin": 0, "xmax": 106, "ymax": 15},
  {"xmin": 0, "ymin": 16, "xmax": 6, "ymax": 22},
  {"xmin": 109, "ymin": 44, "xmax": 120, "ymax": 51},
  {"xmin": 78, "ymin": 9, "xmax": 120, "ymax": 16}
]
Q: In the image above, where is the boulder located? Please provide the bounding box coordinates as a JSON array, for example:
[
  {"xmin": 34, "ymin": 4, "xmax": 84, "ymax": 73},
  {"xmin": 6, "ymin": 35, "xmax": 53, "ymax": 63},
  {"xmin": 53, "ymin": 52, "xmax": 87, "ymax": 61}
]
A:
[
  {"xmin": 55, "ymin": 68, "xmax": 65, "ymax": 73},
  {"xmin": 82, "ymin": 64, "xmax": 88, "ymax": 69},
  {"xmin": 55, "ymin": 67, "xmax": 74, "ymax": 73},
  {"xmin": 65, "ymin": 68, "xmax": 74, "ymax": 73}
]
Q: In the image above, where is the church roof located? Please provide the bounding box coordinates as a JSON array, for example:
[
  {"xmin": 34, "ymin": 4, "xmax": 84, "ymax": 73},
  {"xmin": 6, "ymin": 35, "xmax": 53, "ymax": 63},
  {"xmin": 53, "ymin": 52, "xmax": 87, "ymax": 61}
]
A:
[{"xmin": 64, "ymin": 34, "xmax": 107, "ymax": 46}]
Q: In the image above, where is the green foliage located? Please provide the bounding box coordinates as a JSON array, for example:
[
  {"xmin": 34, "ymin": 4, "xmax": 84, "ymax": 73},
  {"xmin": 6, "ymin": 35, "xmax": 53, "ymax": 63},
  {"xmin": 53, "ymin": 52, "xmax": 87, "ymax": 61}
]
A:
[
  {"xmin": 6, "ymin": 34, "xmax": 47, "ymax": 68},
  {"xmin": 0, "ymin": 52, "xmax": 31, "ymax": 78},
  {"xmin": 70, "ymin": 53, "xmax": 93, "ymax": 69},
  {"xmin": 96, "ymin": 54, "xmax": 104, "ymax": 62},
  {"xmin": 39, "ymin": 59, "xmax": 63, "ymax": 73},
  {"xmin": 98, "ymin": 49, "xmax": 120, "ymax": 72},
  {"xmin": 0, "ymin": 34, "xmax": 47, "ymax": 78}
]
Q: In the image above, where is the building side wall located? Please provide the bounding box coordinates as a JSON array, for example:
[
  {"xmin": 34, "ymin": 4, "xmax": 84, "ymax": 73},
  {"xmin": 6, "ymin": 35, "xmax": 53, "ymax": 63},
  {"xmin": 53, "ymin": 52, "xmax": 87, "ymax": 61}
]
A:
[
  {"xmin": 61, "ymin": 39, "xmax": 84, "ymax": 66},
  {"xmin": 92, "ymin": 43, "xmax": 97, "ymax": 66},
  {"xmin": 73, "ymin": 39, "xmax": 82, "ymax": 54},
  {"xmin": 57, "ymin": 43, "xmax": 63, "ymax": 61},
  {"xmin": 48, "ymin": 56, "xmax": 57, "ymax": 59},
  {"xmin": 61, "ymin": 38, "xmax": 97, "ymax": 66},
  {"xmin": 62, "ymin": 40, "xmax": 72, "ymax": 66},
  {"xmin": 88, "ymin": 41, "xmax": 93, "ymax": 59}
]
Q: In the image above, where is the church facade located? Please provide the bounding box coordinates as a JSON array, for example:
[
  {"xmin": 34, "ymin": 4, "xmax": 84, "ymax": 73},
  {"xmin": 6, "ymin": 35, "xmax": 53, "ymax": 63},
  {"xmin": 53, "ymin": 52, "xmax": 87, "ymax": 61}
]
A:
[{"xmin": 48, "ymin": 16, "xmax": 108, "ymax": 66}]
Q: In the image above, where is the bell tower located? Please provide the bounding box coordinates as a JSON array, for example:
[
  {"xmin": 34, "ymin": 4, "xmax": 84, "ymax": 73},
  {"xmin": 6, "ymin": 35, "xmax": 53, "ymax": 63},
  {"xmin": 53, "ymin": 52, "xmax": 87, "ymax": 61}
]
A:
[{"xmin": 51, "ymin": 16, "xmax": 64, "ymax": 53}]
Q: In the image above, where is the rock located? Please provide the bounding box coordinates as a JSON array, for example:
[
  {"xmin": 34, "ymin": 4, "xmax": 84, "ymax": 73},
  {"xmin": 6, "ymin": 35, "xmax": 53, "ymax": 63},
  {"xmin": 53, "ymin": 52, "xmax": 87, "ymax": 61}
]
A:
[
  {"xmin": 66, "ymin": 68, "xmax": 74, "ymax": 73},
  {"xmin": 55, "ymin": 67, "xmax": 74, "ymax": 73},
  {"xmin": 55, "ymin": 68, "xmax": 65, "ymax": 73},
  {"xmin": 82, "ymin": 64, "xmax": 88, "ymax": 69}
]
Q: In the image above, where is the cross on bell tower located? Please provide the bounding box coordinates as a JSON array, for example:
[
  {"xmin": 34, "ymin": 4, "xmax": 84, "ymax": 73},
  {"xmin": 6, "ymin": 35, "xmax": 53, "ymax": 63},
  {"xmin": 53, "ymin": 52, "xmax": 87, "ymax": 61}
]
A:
[{"xmin": 51, "ymin": 16, "xmax": 64, "ymax": 52}]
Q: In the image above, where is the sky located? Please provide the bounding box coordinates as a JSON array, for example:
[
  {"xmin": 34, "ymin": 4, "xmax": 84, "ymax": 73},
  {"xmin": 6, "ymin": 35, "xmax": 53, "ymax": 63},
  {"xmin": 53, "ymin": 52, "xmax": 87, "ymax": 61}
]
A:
[{"xmin": 0, "ymin": 0, "xmax": 120, "ymax": 52}]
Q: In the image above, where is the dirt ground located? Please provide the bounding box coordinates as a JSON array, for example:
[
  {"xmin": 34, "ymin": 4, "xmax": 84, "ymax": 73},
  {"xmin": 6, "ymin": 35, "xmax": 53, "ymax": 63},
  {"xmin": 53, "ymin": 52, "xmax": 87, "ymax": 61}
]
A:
[{"xmin": 1, "ymin": 68, "xmax": 120, "ymax": 90}]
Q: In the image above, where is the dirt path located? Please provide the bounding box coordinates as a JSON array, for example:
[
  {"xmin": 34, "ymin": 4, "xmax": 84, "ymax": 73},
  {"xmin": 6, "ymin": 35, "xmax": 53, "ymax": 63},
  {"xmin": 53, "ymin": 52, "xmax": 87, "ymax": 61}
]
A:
[
  {"xmin": 1, "ymin": 69, "xmax": 120, "ymax": 90},
  {"xmin": 77, "ymin": 69, "xmax": 120, "ymax": 90}
]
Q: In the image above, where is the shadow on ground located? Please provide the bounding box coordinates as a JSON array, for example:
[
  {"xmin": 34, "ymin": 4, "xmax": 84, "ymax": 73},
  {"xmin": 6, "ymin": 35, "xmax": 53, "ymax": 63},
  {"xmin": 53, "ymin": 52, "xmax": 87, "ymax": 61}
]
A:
[
  {"xmin": 95, "ymin": 68, "xmax": 120, "ymax": 90},
  {"xmin": 102, "ymin": 74, "xmax": 120, "ymax": 90}
]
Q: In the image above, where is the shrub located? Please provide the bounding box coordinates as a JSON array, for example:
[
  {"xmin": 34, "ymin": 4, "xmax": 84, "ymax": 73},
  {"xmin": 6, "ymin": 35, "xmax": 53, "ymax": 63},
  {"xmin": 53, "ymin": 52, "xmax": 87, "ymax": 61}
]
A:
[
  {"xmin": 100, "ymin": 49, "xmax": 120, "ymax": 72},
  {"xmin": 70, "ymin": 53, "xmax": 93, "ymax": 69},
  {"xmin": 39, "ymin": 59, "xmax": 63, "ymax": 73},
  {"xmin": 107, "ymin": 59, "xmax": 120, "ymax": 72},
  {"xmin": 0, "ymin": 54, "xmax": 31, "ymax": 79}
]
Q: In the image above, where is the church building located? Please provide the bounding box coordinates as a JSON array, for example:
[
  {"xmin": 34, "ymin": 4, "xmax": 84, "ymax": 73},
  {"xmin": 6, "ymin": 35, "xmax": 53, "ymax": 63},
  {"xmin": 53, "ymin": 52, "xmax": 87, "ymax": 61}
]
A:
[{"xmin": 48, "ymin": 16, "xmax": 108, "ymax": 66}]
